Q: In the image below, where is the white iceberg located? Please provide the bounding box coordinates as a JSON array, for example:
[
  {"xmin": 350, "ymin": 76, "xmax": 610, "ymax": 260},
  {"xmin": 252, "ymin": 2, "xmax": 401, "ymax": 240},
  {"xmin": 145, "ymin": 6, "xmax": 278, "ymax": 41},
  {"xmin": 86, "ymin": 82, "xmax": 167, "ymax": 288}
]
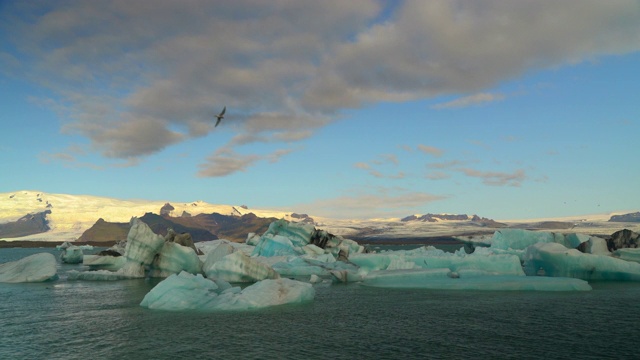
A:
[
  {"xmin": 0, "ymin": 253, "xmax": 57, "ymax": 283},
  {"xmin": 140, "ymin": 271, "xmax": 314, "ymax": 311}
]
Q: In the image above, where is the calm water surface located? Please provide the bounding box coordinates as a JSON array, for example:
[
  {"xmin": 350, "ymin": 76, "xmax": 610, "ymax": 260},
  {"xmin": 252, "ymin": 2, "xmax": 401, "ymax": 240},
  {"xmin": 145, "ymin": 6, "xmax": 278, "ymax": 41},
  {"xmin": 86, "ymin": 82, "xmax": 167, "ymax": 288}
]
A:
[{"xmin": 1, "ymin": 247, "xmax": 638, "ymax": 359}]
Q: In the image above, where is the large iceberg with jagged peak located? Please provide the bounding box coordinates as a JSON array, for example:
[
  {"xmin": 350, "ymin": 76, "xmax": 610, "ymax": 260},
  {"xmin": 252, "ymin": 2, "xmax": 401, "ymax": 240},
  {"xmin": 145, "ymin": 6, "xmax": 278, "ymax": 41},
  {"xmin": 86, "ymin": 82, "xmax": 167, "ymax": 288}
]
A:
[
  {"xmin": 251, "ymin": 219, "xmax": 364, "ymax": 259},
  {"xmin": 0, "ymin": 253, "xmax": 57, "ymax": 283},
  {"xmin": 140, "ymin": 271, "xmax": 314, "ymax": 311},
  {"xmin": 70, "ymin": 218, "xmax": 202, "ymax": 280}
]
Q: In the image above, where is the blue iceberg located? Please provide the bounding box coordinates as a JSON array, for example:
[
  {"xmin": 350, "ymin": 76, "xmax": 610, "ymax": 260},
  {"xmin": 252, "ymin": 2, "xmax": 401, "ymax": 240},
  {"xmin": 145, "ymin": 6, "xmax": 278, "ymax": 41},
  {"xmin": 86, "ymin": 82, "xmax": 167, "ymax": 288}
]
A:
[{"xmin": 140, "ymin": 271, "xmax": 314, "ymax": 311}]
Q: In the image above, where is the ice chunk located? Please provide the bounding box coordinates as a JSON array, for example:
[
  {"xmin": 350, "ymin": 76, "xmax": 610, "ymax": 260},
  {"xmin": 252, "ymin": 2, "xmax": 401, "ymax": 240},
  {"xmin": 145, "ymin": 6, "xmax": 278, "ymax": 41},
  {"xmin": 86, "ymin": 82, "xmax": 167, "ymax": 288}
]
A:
[
  {"xmin": 149, "ymin": 242, "xmax": 202, "ymax": 278},
  {"xmin": 0, "ymin": 253, "xmax": 57, "ymax": 283},
  {"xmin": 490, "ymin": 229, "xmax": 593, "ymax": 251},
  {"xmin": 523, "ymin": 242, "xmax": 640, "ymax": 281},
  {"xmin": 140, "ymin": 271, "xmax": 314, "ymax": 311},
  {"xmin": 349, "ymin": 246, "xmax": 525, "ymax": 276},
  {"xmin": 71, "ymin": 219, "xmax": 167, "ymax": 280},
  {"xmin": 82, "ymin": 254, "xmax": 126, "ymax": 271},
  {"xmin": 251, "ymin": 234, "xmax": 300, "ymax": 257},
  {"xmin": 361, "ymin": 268, "xmax": 591, "ymax": 291},
  {"xmin": 261, "ymin": 219, "xmax": 315, "ymax": 248},
  {"xmin": 615, "ymin": 249, "xmax": 640, "ymax": 263},
  {"xmin": 60, "ymin": 245, "xmax": 84, "ymax": 264},
  {"xmin": 202, "ymin": 242, "xmax": 235, "ymax": 273},
  {"xmin": 205, "ymin": 251, "xmax": 280, "ymax": 282}
]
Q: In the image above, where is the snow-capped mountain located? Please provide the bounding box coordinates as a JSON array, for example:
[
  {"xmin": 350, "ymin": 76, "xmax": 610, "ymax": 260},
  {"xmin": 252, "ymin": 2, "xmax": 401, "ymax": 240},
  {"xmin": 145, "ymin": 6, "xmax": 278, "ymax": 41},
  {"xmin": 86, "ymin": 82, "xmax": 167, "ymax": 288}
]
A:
[{"xmin": 1, "ymin": 190, "xmax": 638, "ymax": 243}]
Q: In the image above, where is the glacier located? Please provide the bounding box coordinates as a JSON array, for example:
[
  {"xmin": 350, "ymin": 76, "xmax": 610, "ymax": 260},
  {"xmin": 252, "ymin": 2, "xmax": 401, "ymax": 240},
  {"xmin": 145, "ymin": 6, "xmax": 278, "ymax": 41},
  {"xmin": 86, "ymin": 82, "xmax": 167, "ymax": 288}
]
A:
[
  {"xmin": 0, "ymin": 253, "xmax": 57, "ymax": 283},
  {"xmin": 140, "ymin": 271, "xmax": 314, "ymax": 311}
]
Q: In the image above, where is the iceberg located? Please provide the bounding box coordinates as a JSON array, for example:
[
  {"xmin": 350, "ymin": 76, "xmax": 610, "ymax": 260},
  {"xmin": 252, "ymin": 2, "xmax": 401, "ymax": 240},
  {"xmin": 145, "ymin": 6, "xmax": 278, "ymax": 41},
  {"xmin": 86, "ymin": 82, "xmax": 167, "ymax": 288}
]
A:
[
  {"xmin": 250, "ymin": 219, "xmax": 365, "ymax": 258},
  {"xmin": 361, "ymin": 268, "xmax": 591, "ymax": 291},
  {"xmin": 204, "ymin": 251, "xmax": 280, "ymax": 282},
  {"xmin": 523, "ymin": 242, "xmax": 640, "ymax": 281},
  {"xmin": 71, "ymin": 218, "xmax": 201, "ymax": 280},
  {"xmin": 149, "ymin": 242, "xmax": 202, "ymax": 278},
  {"xmin": 82, "ymin": 254, "xmax": 126, "ymax": 271},
  {"xmin": 614, "ymin": 248, "xmax": 640, "ymax": 264},
  {"xmin": 349, "ymin": 246, "xmax": 525, "ymax": 276},
  {"xmin": 60, "ymin": 245, "xmax": 84, "ymax": 264},
  {"xmin": 0, "ymin": 253, "xmax": 57, "ymax": 283},
  {"xmin": 140, "ymin": 271, "xmax": 314, "ymax": 311}
]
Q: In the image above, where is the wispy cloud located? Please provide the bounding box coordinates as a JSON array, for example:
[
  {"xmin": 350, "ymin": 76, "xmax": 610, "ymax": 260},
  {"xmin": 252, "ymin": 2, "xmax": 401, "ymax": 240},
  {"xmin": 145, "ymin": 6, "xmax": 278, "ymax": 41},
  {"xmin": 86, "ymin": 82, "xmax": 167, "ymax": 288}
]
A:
[
  {"xmin": 417, "ymin": 144, "xmax": 444, "ymax": 157},
  {"xmin": 197, "ymin": 147, "xmax": 292, "ymax": 177},
  {"xmin": 354, "ymin": 153, "xmax": 405, "ymax": 179},
  {"xmin": 432, "ymin": 92, "xmax": 505, "ymax": 109},
  {"xmin": 297, "ymin": 189, "xmax": 448, "ymax": 219},
  {"xmin": 459, "ymin": 168, "xmax": 526, "ymax": 187},
  {"xmin": 425, "ymin": 171, "xmax": 451, "ymax": 180}
]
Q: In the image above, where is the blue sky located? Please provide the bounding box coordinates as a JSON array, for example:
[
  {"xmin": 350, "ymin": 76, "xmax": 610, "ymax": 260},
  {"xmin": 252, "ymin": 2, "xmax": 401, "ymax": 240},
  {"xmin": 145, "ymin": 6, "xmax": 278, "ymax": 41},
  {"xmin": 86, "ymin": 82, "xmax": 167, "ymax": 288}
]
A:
[{"xmin": 1, "ymin": 0, "xmax": 639, "ymax": 220}]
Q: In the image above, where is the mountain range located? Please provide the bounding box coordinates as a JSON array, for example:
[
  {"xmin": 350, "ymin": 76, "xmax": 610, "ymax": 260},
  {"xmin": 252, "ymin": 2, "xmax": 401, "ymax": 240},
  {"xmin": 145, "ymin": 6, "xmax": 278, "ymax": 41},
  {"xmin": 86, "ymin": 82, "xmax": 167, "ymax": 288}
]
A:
[{"xmin": 1, "ymin": 190, "xmax": 639, "ymax": 245}]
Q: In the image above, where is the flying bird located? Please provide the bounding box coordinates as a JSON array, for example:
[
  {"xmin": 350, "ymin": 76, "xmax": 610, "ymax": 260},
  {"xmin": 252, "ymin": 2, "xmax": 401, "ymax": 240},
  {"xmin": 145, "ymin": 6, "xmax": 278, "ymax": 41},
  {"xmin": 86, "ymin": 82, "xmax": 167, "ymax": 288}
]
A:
[{"xmin": 214, "ymin": 106, "xmax": 226, "ymax": 127}]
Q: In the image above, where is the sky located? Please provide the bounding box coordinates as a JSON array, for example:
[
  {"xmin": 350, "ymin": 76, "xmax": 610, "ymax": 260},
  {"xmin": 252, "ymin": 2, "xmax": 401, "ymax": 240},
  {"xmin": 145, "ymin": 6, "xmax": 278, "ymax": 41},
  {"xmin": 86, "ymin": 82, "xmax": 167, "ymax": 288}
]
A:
[{"xmin": 1, "ymin": 0, "xmax": 639, "ymax": 220}]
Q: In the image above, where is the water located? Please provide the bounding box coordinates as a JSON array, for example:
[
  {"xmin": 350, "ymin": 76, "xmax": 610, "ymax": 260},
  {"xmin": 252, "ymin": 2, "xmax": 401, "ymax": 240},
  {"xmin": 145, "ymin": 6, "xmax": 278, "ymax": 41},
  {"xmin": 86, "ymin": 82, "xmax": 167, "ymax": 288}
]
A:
[{"xmin": 1, "ymin": 247, "xmax": 639, "ymax": 359}]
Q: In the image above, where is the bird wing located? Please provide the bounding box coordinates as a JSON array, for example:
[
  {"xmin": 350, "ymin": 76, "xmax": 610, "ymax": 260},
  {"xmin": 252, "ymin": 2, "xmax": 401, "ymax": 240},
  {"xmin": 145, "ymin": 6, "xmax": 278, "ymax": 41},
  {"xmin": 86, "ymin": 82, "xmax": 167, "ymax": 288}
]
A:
[
  {"xmin": 219, "ymin": 106, "xmax": 226, "ymax": 117},
  {"xmin": 215, "ymin": 118, "xmax": 222, "ymax": 127}
]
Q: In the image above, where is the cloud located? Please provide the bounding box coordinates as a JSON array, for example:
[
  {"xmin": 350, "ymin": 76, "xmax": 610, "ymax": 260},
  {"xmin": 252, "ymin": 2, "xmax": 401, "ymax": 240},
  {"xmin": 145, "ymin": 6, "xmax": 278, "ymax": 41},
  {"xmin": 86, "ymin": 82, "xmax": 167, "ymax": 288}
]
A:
[
  {"xmin": 417, "ymin": 144, "xmax": 444, "ymax": 157},
  {"xmin": 459, "ymin": 168, "xmax": 526, "ymax": 187},
  {"xmin": 431, "ymin": 92, "xmax": 505, "ymax": 109},
  {"xmin": 197, "ymin": 146, "xmax": 292, "ymax": 177},
  {"xmin": 354, "ymin": 153, "xmax": 404, "ymax": 179},
  {"xmin": 4, "ymin": 0, "xmax": 640, "ymax": 175},
  {"xmin": 297, "ymin": 189, "xmax": 448, "ymax": 219},
  {"xmin": 425, "ymin": 171, "xmax": 451, "ymax": 180}
]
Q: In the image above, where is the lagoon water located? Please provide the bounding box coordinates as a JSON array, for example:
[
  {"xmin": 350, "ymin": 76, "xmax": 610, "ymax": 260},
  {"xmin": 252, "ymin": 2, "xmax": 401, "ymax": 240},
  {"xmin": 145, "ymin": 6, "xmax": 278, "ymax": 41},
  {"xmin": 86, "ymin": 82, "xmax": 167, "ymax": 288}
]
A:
[{"xmin": 1, "ymin": 247, "xmax": 639, "ymax": 359}]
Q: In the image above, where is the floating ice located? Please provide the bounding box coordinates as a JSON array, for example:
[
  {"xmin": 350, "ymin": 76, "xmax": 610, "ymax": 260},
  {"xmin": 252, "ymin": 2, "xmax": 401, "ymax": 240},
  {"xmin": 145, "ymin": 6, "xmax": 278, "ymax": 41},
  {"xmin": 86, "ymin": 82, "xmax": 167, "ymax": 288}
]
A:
[
  {"xmin": 349, "ymin": 246, "xmax": 525, "ymax": 276},
  {"xmin": 204, "ymin": 251, "xmax": 280, "ymax": 282},
  {"xmin": 82, "ymin": 254, "xmax": 126, "ymax": 271},
  {"xmin": 72, "ymin": 218, "xmax": 199, "ymax": 280},
  {"xmin": 523, "ymin": 242, "xmax": 640, "ymax": 281},
  {"xmin": 60, "ymin": 245, "xmax": 84, "ymax": 264},
  {"xmin": 0, "ymin": 253, "xmax": 57, "ymax": 283},
  {"xmin": 250, "ymin": 219, "xmax": 364, "ymax": 258},
  {"xmin": 615, "ymin": 248, "xmax": 640, "ymax": 263},
  {"xmin": 140, "ymin": 271, "xmax": 314, "ymax": 311},
  {"xmin": 149, "ymin": 242, "xmax": 202, "ymax": 278},
  {"xmin": 361, "ymin": 268, "xmax": 591, "ymax": 291}
]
